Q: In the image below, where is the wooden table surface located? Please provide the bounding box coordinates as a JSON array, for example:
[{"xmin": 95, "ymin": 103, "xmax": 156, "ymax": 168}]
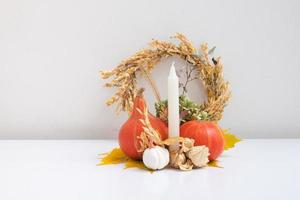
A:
[{"xmin": 0, "ymin": 139, "xmax": 299, "ymax": 200}]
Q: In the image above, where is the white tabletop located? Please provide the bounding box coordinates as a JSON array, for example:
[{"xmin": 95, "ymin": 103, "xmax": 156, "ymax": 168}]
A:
[{"xmin": 0, "ymin": 139, "xmax": 299, "ymax": 200}]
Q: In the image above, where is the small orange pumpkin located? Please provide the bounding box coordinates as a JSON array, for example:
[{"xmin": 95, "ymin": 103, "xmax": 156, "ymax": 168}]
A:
[
  {"xmin": 180, "ymin": 121, "xmax": 224, "ymax": 161},
  {"xmin": 119, "ymin": 89, "xmax": 168, "ymax": 160}
]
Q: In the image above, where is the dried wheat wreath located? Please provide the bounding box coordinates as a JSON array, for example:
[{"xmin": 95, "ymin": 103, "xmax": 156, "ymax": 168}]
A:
[{"xmin": 100, "ymin": 33, "xmax": 231, "ymax": 121}]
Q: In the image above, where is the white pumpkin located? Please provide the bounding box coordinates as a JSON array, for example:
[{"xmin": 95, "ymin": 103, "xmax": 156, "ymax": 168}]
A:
[{"xmin": 143, "ymin": 146, "xmax": 169, "ymax": 170}]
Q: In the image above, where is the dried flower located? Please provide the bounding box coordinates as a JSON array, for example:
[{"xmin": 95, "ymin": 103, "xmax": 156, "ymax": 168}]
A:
[
  {"xmin": 168, "ymin": 143, "xmax": 180, "ymax": 152},
  {"xmin": 187, "ymin": 146, "xmax": 210, "ymax": 168},
  {"xmin": 181, "ymin": 138, "xmax": 194, "ymax": 152},
  {"xmin": 164, "ymin": 137, "xmax": 209, "ymax": 171},
  {"xmin": 179, "ymin": 159, "xmax": 193, "ymax": 171},
  {"xmin": 170, "ymin": 152, "xmax": 186, "ymax": 168}
]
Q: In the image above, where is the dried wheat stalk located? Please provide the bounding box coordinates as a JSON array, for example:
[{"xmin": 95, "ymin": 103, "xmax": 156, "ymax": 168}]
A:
[
  {"xmin": 100, "ymin": 33, "xmax": 230, "ymax": 121},
  {"xmin": 136, "ymin": 107, "xmax": 163, "ymax": 152}
]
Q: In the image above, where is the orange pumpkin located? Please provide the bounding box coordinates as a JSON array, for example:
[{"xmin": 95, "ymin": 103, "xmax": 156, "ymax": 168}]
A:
[
  {"xmin": 180, "ymin": 121, "xmax": 224, "ymax": 161},
  {"xmin": 118, "ymin": 89, "xmax": 168, "ymax": 160}
]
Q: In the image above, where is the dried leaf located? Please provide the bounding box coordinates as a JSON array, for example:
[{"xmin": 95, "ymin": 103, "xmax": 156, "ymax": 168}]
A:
[
  {"xmin": 208, "ymin": 160, "xmax": 223, "ymax": 168},
  {"xmin": 223, "ymin": 130, "xmax": 241, "ymax": 150}
]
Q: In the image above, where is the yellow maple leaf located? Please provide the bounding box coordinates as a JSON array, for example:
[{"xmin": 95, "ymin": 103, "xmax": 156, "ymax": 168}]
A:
[
  {"xmin": 98, "ymin": 148, "xmax": 128, "ymax": 165},
  {"xmin": 124, "ymin": 159, "xmax": 153, "ymax": 172},
  {"xmin": 208, "ymin": 160, "xmax": 223, "ymax": 168},
  {"xmin": 223, "ymin": 129, "xmax": 241, "ymax": 150},
  {"xmin": 98, "ymin": 148, "xmax": 152, "ymax": 172}
]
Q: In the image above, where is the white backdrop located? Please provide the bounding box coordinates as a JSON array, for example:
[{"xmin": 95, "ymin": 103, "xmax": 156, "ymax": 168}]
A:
[{"xmin": 0, "ymin": 0, "xmax": 300, "ymax": 139}]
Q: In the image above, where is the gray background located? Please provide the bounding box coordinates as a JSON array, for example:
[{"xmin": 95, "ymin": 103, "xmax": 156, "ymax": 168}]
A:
[{"xmin": 0, "ymin": 0, "xmax": 299, "ymax": 139}]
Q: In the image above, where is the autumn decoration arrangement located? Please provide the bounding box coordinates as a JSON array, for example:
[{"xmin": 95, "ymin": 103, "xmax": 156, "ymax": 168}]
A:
[{"xmin": 99, "ymin": 33, "xmax": 240, "ymax": 171}]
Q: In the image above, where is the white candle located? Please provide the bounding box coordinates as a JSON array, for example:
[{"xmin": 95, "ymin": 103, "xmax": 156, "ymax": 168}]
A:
[{"xmin": 168, "ymin": 62, "xmax": 180, "ymax": 137}]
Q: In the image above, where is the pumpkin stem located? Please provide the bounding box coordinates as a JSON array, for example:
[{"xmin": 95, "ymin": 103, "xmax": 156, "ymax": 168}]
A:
[
  {"xmin": 137, "ymin": 88, "xmax": 145, "ymax": 97},
  {"xmin": 131, "ymin": 88, "xmax": 146, "ymax": 118}
]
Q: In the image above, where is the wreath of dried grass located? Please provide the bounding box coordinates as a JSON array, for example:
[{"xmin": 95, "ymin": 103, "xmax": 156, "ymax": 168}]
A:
[{"xmin": 100, "ymin": 33, "xmax": 230, "ymax": 121}]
